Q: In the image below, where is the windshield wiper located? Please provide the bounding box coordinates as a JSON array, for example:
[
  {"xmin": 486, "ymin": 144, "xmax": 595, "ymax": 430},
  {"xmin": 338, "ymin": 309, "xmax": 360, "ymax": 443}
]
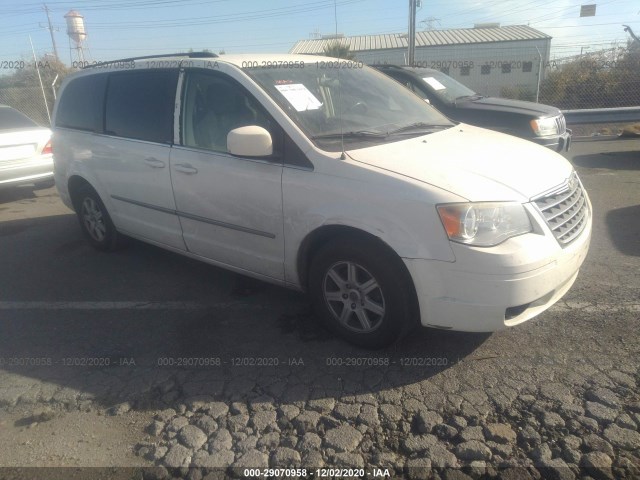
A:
[
  {"xmin": 387, "ymin": 122, "xmax": 452, "ymax": 135},
  {"xmin": 313, "ymin": 124, "xmax": 452, "ymax": 140},
  {"xmin": 312, "ymin": 130, "xmax": 387, "ymax": 140},
  {"xmin": 454, "ymin": 94, "xmax": 483, "ymax": 105}
]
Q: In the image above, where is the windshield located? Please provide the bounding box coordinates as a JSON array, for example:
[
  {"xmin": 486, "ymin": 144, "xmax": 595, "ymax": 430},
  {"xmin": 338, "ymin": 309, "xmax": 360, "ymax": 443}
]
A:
[
  {"xmin": 412, "ymin": 69, "xmax": 478, "ymax": 105},
  {"xmin": 246, "ymin": 62, "xmax": 453, "ymax": 151}
]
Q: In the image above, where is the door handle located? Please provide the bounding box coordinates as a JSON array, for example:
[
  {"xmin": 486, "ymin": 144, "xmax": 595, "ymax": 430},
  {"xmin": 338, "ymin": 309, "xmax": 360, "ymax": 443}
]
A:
[
  {"xmin": 174, "ymin": 163, "xmax": 198, "ymax": 174},
  {"xmin": 144, "ymin": 157, "xmax": 166, "ymax": 168}
]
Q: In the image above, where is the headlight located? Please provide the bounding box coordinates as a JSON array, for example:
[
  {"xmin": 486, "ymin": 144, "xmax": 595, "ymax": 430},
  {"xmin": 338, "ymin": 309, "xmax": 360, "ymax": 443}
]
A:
[
  {"xmin": 437, "ymin": 202, "xmax": 532, "ymax": 247},
  {"xmin": 530, "ymin": 117, "xmax": 559, "ymax": 136}
]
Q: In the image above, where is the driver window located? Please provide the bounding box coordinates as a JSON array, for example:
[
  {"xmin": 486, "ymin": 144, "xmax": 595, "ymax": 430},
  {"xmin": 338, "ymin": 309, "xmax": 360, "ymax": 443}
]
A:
[{"xmin": 182, "ymin": 72, "xmax": 274, "ymax": 153}]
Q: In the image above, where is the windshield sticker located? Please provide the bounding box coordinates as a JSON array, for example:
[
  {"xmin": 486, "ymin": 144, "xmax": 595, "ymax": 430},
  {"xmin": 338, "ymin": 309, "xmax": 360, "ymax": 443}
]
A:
[
  {"xmin": 423, "ymin": 77, "xmax": 446, "ymax": 91},
  {"xmin": 275, "ymin": 83, "xmax": 322, "ymax": 111}
]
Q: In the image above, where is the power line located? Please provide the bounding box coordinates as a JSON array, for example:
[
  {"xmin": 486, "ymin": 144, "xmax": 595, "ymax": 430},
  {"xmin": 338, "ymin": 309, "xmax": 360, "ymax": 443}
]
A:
[
  {"xmin": 2, "ymin": 0, "xmax": 636, "ymax": 62},
  {"xmin": 82, "ymin": 0, "xmax": 365, "ymax": 29}
]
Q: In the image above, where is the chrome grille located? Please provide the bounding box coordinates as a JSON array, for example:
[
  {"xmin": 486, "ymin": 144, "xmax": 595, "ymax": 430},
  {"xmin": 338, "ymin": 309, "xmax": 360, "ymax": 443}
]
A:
[
  {"xmin": 534, "ymin": 172, "xmax": 589, "ymax": 246},
  {"xmin": 555, "ymin": 115, "xmax": 566, "ymax": 134}
]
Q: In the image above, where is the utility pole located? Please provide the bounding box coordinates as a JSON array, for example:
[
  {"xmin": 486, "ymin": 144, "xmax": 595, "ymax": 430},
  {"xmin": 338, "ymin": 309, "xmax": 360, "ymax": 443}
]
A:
[
  {"xmin": 43, "ymin": 4, "xmax": 59, "ymax": 60},
  {"xmin": 408, "ymin": 0, "xmax": 417, "ymax": 66}
]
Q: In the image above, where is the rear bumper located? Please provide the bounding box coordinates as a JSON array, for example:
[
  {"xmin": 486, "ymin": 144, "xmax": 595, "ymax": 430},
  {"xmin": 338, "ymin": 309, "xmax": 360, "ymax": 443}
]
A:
[
  {"xmin": 0, "ymin": 155, "xmax": 54, "ymax": 188},
  {"xmin": 404, "ymin": 206, "xmax": 591, "ymax": 332}
]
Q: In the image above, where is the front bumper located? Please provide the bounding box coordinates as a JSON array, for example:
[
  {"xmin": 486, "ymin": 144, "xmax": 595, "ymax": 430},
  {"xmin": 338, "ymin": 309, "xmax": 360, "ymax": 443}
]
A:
[
  {"xmin": 0, "ymin": 155, "xmax": 54, "ymax": 188},
  {"xmin": 404, "ymin": 203, "xmax": 591, "ymax": 332},
  {"xmin": 531, "ymin": 130, "xmax": 572, "ymax": 152}
]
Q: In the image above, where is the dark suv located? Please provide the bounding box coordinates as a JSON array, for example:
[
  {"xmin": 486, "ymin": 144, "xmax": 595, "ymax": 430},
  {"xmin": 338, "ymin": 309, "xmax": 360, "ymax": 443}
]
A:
[{"xmin": 374, "ymin": 65, "xmax": 571, "ymax": 152}]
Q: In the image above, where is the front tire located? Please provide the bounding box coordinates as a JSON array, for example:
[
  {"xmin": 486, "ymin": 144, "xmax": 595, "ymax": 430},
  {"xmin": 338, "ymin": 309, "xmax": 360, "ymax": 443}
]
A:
[
  {"xmin": 75, "ymin": 184, "xmax": 121, "ymax": 251},
  {"xmin": 309, "ymin": 240, "xmax": 413, "ymax": 349}
]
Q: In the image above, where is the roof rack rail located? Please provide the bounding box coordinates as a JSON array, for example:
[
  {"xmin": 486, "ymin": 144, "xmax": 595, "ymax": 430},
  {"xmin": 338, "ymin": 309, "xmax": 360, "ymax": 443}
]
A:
[
  {"xmin": 370, "ymin": 64, "xmax": 404, "ymax": 69},
  {"xmin": 81, "ymin": 51, "xmax": 218, "ymax": 69}
]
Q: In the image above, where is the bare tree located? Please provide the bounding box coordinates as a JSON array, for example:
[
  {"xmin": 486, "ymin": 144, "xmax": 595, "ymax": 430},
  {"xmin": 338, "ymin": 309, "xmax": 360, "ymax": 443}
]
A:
[{"xmin": 623, "ymin": 25, "xmax": 639, "ymax": 44}]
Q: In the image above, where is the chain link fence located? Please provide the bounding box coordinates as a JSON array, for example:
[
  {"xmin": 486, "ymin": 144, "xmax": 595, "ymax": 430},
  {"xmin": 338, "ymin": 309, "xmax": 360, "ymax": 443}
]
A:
[
  {"xmin": 363, "ymin": 41, "xmax": 639, "ymax": 109},
  {"xmin": 0, "ymin": 55, "xmax": 68, "ymax": 128},
  {"xmin": 0, "ymin": 85, "xmax": 53, "ymax": 127},
  {"xmin": 535, "ymin": 47, "xmax": 639, "ymax": 110}
]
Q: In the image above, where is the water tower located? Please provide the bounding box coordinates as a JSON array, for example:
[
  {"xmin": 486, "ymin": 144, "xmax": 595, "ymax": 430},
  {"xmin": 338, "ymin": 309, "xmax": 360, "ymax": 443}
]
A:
[{"xmin": 65, "ymin": 10, "xmax": 87, "ymax": 63}]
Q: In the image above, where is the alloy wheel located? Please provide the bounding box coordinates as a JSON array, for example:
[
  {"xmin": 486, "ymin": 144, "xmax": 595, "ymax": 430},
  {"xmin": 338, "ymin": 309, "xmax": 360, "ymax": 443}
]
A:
[
  {"xmin": 81, "ymin": 197, "xmax": 107, "ymax": 242},
  {"xmin": 322, "ymin": 261, "xmax": 386, "ymax": 333}
]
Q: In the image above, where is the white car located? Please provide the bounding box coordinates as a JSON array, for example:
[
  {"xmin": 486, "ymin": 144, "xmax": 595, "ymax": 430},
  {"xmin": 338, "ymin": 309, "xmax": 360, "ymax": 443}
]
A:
[
  {"xmin": 0, "ymin": 105, "xmax": 53, "ymax": 189},
  {"xmin": 52, "ymin": 53, "xmax": 591, "ymax": 348}
]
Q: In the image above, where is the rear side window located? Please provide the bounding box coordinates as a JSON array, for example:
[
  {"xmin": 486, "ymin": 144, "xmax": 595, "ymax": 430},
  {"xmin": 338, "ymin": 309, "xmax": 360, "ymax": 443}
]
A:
[
  {"xmin": 55, "ymin": 73, "xmax": 107, "ymax": 132},
  {"xmin": 0, "ymin": 107, "xmax": 39, "ymax": 130},
  {"xmin": 105, "ymin": 70, "xmax": 177, "ymax": 143}
]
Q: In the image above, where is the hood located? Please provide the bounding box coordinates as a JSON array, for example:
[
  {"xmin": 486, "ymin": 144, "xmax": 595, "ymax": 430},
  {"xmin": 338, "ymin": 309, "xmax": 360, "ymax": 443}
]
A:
[
  {"xmin": 457, "ymin": 96, "xmax": 560, "ymax": 118},
  {"xmin": 346, "ymin": 124, "xmax": 573, "ymax": 202}
]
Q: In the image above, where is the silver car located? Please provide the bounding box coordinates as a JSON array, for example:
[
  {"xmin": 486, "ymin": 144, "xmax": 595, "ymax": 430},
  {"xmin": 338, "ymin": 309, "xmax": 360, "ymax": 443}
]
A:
[{"xmin": 0, "ymin": 105, "xmax": 53, "ymax": 189}]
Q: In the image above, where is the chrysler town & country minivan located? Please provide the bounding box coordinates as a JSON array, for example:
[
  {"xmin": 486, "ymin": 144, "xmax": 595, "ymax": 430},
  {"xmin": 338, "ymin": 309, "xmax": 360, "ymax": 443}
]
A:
[{"xmin": 52, "ymin": 53, "xmax": 591, "ymax": 348}]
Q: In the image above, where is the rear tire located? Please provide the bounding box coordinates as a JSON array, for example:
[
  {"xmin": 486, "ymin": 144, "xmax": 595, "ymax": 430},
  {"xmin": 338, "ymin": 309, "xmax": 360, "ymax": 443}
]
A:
[
  {"xmin": 309, "ymin": 239, "xmax": 413, "ymax": 349},
  {"xmin": 75, "ymin": 184, "xmax": 122, "ymax": 251}
]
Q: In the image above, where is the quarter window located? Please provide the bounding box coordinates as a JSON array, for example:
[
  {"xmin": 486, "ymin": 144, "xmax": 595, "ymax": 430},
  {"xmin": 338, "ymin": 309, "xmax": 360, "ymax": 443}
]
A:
[{"xmin": 105, "ymin": 71, "xmax": 177, "ymax": 143}]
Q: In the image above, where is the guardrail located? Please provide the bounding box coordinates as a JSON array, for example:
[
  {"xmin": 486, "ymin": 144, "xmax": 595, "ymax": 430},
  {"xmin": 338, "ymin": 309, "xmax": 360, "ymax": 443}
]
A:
[{"xmin": 563, "ymin": 106, "xmax": 640, "ymax": 125}]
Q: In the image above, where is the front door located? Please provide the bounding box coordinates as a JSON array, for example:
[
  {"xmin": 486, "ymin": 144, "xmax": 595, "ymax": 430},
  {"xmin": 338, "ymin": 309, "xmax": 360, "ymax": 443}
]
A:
[{"xmin": 170, "ymin": 70, "xmax": 285, "ymax": 281}]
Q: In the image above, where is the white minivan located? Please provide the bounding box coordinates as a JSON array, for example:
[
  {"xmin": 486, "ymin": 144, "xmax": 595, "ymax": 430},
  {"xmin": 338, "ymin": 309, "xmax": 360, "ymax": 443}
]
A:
[{"xmin": 52, "ymin": 53, "xmax": 591, "ymax": 348}]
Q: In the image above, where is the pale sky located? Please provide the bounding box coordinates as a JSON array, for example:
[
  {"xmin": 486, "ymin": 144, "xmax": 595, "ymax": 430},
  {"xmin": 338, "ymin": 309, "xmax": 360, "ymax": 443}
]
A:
[{"xmin": 1, "ymin": 0, "xmax": 638, "ymax": 65}]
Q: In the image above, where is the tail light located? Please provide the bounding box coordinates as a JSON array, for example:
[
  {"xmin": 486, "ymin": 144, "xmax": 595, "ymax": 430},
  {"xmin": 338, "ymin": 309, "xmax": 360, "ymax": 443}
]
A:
[{"xmin": 42, "ymin": 139, "xmax": 53, "ymax": 155}]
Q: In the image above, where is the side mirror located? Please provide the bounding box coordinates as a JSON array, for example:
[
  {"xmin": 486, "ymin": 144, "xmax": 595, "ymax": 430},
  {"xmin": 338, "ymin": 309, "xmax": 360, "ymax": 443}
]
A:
[{"xmin": 227, "ymin": 126, "xmax": 272, "ymax": 157}]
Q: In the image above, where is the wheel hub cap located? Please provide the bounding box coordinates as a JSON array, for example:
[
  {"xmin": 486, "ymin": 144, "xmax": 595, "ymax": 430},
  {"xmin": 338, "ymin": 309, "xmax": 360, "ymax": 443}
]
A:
[
  {"xmin": 82, "ymin": 197, "xmax": 107, "ymax": 242},
  {"xmin": 322, "ymin": 261, "xmax": 386, "ymax": 333}
]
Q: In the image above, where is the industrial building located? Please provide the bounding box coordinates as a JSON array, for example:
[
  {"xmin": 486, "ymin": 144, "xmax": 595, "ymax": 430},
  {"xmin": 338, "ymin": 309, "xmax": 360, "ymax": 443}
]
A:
[{"xmin": 290, "ymin": 25, "xmax": 551, "ymax": 98}]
